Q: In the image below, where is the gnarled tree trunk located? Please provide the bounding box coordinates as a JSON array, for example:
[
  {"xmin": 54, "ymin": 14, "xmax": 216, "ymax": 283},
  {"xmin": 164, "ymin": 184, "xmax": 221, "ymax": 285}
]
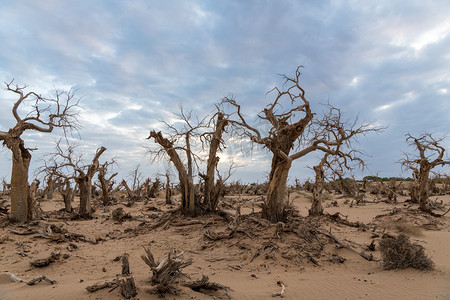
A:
[
  {"xmin": 309, "ymin": 164, "xmax": 325, "ymax": 216},
  {"xmin": 418, "ymin": 168, "xmax": 431, "ymax": 211},
  {"xmin": 262, "ymin": 160, "xmax": 291, "ymax": 222},
  {"xmin": 10, "ymin": 142, "xmax": 31, "ymax": 222},
  {"xmin": 77, "ymin": 176, "xmax": 92, "ymax": 217}
]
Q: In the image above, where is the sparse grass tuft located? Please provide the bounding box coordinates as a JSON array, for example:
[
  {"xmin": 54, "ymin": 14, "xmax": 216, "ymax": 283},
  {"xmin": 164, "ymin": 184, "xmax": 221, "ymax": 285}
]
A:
[{"xmin": 395, "ymin": 222, "xmax": 423, "ymax": 237}]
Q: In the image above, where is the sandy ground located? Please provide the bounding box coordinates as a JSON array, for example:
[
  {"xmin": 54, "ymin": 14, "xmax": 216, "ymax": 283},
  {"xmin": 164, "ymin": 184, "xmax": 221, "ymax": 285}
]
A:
[{"xmin": 0, "ymin": 191, "xmax": 449, "ymax": 300}]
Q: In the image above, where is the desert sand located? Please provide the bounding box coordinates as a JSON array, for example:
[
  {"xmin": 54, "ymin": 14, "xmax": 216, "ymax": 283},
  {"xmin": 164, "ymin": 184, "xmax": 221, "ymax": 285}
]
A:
[{"xmin": 0, "ymin": 190, "xmax": 449, "ymax": 300}]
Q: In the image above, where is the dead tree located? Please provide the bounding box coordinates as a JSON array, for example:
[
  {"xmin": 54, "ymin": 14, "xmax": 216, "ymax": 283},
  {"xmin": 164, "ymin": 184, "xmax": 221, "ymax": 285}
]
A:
[
  {"xmin": 45, "ymin": 174, "xmax": 56, "ymax": 200},
  {"xmin": 308, "ymin": 110, "xmax": 368, "ymax": 216},
  {"xmin": 147, "ymin": 130, "xmax": 197, "ymax": 214},
  {"xmin": 2, "ymin": 177, "xmax": 10, "ymax": 195},
  {"xmin": 165, "ymin": 172, "xmax": 172, "ymax": 204},
  {"xmin": 309, "ymin": 154, "xmax": 329, "ymax": 216},
  {"xmin": 222, "ymin": 67, "xmax": 380, "ymax": 222},
  {"xmin": 148, "ymin": 107, "xmax": 232, "ymax": 215},
  {"xmin": 147, "ymin": 107, "xmax": 204, "ymax": 215},
  {"xmin": 97, "ymin": 161, "xmax": 117, "ymax": 206},
  {"xmin": 400, "ymin": 133, "xmax": 450, "ymax": 212},
  {"xmin": 198, "ymin": 111, "xmax": 229, "ymax": 211},
  {"xmin": 49, "ymin": 142, "xmax": 107, "ymax": 218},
  {"xmin": 143, "ymin": 177, "xmax": 161, "ymax": 199},
  {"xmin": 0, "ymin": 81, "xmax": 79, "ymax": 222},
  {"xmin": 59, "ymin": 178, "xmax": 74, "ymax": 213}
]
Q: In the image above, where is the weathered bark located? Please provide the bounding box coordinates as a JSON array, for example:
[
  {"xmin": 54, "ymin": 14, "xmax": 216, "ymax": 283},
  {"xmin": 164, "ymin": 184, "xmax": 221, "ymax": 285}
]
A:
[
  {"xmin": 262, "ymin": 160, "xmax": 291, "ymax": 222},
  {"xmin": 9, "ymin": 140, "xmax": 31, "ymax": 222},
  {"xmin": 309, "ymin": 162, "xmax": 325, "ymax": 216},
  {"xmin": 202, "ymin": 112, "xmax": 228, "ymax": 211},
  {"xmin": 60, "ymin": 180, "xmax": 73, "ymax": 213},
  {"xmin": 418, "ymin": 168, "xmax": 431, "ymax": 211},
  {"xmin": 98, "ymin": 168, "xmax": 117, "ymax": 206},
  {"xmin": 46, "ymin": 175, "xmax": 55, "ymax": 200},
  {"xmin": 75, "ymin": 146, "xmax": 106, "ymax": 218},
  {"xmin": 165, "ymin": 173, "xmax": 172, "ymax": 204},
  {"xmin": 77, "ymin": 177, "xmax": 92, "ymax": 217}
]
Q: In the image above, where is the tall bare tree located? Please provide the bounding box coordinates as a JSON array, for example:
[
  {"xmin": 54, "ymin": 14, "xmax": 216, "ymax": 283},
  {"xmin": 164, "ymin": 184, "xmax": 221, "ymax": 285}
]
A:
[
  {"xmin": 400, "ymin": 133, "xmax": 450, "ymax": 212},
  {"xmin": 308, "ymin": 106, "xmax": 372, "ymax": 216},
  {"xmin": 223, "ymin": 67, "xmax": 380, "ymax": 222},
  {"xmin": 0, "ymin": 81, "xmax": 79, "ymax": 222},
  {"xmin": 199, "ymin": 110, "xmax": 229, "ymax": 211},
  {"xmin": 147, "ymin": 108, "xmax": 201, "ymax": 215},
  {"xmin": 147, "ymin": 106, "xmax": 231, "ymax": 215}
]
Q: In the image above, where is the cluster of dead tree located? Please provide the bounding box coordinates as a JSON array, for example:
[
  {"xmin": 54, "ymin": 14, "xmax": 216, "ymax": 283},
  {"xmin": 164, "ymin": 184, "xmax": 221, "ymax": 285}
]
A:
[{"xmin": 1, "ymin": 67, "xmax": 449, "ymax": 224}]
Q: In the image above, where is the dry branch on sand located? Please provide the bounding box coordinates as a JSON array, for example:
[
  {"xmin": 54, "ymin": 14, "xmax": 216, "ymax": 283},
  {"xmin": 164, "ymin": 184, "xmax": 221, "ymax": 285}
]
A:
[
  {"xmin": 8, "ymin": 273, "xmax": 56, "ymax": 285},
  {"xmin": 30, "ymin": 251, "xmax": 61, "ymax": 267}
]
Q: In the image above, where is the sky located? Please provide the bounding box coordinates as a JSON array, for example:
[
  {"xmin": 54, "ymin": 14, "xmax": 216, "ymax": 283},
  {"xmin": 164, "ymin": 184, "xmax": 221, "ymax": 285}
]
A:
[{"xmin": 0, "ymin": 0, "xmax": 449, "ymax": 185}]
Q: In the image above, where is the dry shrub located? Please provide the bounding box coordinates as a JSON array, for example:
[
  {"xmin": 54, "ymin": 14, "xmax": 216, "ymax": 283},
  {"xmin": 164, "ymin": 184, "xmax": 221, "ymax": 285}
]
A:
[
  {"xmin": 379, "ymin": 234, "xmax": 433, "ymax": 270},
  {"xmin": 395, "ymin": 222, "xmax": 423, "ymax": 237}
]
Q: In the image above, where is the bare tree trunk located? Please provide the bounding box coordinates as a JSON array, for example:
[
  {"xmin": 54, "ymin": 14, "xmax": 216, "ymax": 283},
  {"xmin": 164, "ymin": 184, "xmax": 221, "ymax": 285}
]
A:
[
  {"xmin": 46, "ymin": 175, "xmax": 55, "ymax": 200},
  {"xmin": 148, "ymin": 131, "xmax": 196, "ymax": 215},
  {"xmin": 77, "ymin": 177, "xmax": 92, "ymax": 218},
  {"xmin": 165, "ymin": 173, "xmax": 172, "ymax": 204},
  {"xmin": 309, "ymin": 164, "xmax": 325, "ymax": 216},
  {"xmin": 61, "ymin": 180, "xmax": 73, "ymax": 213},
  {"xmin": 10, "ymin": 141, "xmax": 31, "ymax": 222},
  {"xmin": 202, "ymin": 112, "xmax": 227, "ymax": 211},
  {"xmin": 99, "ymin": 175, "xmax": 110, "ymax": 206},
  {"xmin": 418, "ymin": 169, "xmax": 431, "ymax": 212},
  {"xmin": 262, "ymin": 160, "xmax": 291, "ymax": 222}
]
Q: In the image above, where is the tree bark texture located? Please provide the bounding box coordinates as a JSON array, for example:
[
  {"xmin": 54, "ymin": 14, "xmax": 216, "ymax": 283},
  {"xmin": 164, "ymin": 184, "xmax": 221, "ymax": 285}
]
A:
[{"xmin": 8, "ymin": 138, "xmax": 31, "ymax": 222}]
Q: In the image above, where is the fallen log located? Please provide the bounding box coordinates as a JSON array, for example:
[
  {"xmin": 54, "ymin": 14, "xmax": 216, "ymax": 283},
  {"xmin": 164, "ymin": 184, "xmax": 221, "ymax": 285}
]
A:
[
  {"xmin": 86, "ymin": 280, "xmax": 118, "ymax": 293},
  {"xmin": 326, "ymin": 228, "xmax": 378, "ymax": 261}
]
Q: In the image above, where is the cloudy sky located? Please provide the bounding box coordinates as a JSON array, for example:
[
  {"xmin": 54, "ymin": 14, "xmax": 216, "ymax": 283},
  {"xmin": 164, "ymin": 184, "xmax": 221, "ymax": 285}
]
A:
[{"xmin": 0, "ymin": 0, "xmax": 449, "ymax": 184}]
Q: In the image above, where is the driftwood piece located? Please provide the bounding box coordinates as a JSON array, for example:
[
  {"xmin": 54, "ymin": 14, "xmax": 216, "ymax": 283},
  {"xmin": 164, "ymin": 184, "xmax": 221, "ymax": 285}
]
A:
[
  {"xmin": 86, "ymin": 280, "xmax": 118, "ymax": 293},
  {"xmin": 327, "ymin": 229, "xmax": 376, "ymax": 261},
  {"xmin": 30, "ymin": 251, "xmax": 60, "ymax": 267},
  {"xmin": 27, "ymin": 276, "xmax": 57, "ymax": 285},
  {"xmin": 272, "ymin": 280, "xmax": 286, "ymax": 297},
  {"xmin": 7, "ymin": 273, "xmax": 56, "ymax": 285}
]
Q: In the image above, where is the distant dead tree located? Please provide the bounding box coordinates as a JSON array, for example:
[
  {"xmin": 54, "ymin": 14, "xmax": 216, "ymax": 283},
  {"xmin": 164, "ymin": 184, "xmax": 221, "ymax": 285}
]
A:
[
  {"xmin": 165, "ymin": 172, "xmax": 173, "ymax": 204},
  {"xmin": 400, "ymin": 133, "xmax": 450, "ymax": 212},
  {"xmin": 222, "ymin": 67, "xmax": 381, "ymax": 222},
  {"xmin": 97, "ymin": 161, "xmax": 118, "ymax": 206},
  {"xmin": 0, "ymin": 81, "xmax": 79, "ymax": 222},
  {"xmin": 2, "ymin": 177, "xmax": 10, "ymax": 195},
  {"xmin": 48, "ymin": 142, "xmax": 107, "ymax": 218},
  {"xmin": 58, "ymin": 178, "xmax": 75, "ymax": 213},
  {"xmin": 119, "ymin": 165, "xmax": 145, "ymax": 204}
]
